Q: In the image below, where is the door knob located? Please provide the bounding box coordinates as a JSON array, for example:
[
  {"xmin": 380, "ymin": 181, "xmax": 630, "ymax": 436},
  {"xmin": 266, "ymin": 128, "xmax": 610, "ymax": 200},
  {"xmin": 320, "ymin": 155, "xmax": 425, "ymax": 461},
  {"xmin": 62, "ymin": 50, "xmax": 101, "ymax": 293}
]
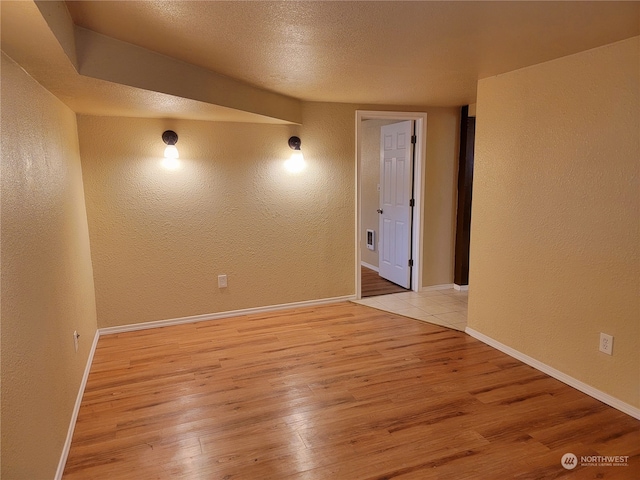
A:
[{"xmin": 377, "ymin": 209, "xmax": 383, "ymax": 214}]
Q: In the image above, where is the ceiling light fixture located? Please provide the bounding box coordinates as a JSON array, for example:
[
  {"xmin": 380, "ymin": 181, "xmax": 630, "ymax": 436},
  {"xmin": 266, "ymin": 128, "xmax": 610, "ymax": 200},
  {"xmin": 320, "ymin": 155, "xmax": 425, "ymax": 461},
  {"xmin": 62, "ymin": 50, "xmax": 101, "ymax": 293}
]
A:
[
  {"xmin": 161, "ymin": 130, "xmax": 180, "ymax": 170},
  {"xmin": 285, "ymin": 136, "xmax": 306, "ymax": 173}
]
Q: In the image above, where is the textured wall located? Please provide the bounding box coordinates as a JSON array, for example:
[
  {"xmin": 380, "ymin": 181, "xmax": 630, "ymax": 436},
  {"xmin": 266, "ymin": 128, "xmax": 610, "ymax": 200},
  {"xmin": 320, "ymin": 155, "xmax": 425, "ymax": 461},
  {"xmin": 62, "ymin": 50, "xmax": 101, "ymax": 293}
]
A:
[
  {"xmin": 1, "ymin": 53, "xmax": 98, "ymax": 478},
  {"xmin": 79, "ymin": 103, "xmax": 354, "ymax": 328},
  {"xmin": 422, "ymin": 109, "xmax": 460, "ymax": 286},
  {"xmin": 469, "ymin": 37, "xmax": 640, "ymax": 407}
]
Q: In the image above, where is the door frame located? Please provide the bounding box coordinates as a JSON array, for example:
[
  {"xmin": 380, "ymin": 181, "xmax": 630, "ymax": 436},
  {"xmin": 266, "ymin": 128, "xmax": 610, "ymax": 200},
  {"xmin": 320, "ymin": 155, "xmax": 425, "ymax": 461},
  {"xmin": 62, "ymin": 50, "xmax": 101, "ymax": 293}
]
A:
[{"xmin": 355, "ymin": 110, "xmax": 427, "ymax": 299}]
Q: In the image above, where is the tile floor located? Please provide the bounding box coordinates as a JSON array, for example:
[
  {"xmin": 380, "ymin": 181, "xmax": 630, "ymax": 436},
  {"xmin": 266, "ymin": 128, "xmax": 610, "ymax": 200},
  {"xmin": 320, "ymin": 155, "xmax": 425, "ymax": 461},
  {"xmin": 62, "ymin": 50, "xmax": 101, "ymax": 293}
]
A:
[{"xmin": 353, "ymin": 287, "xmax": 468, "ymax": 331}]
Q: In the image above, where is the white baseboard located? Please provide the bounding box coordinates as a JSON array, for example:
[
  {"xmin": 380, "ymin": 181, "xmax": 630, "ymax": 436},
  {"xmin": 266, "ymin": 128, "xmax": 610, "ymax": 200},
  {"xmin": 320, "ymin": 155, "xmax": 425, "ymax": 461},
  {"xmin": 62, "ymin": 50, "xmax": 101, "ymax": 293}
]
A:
[
  {"xmin": 99, "ymin": 295, "xmax": 356, "ymax": 336},
  {"xmin": 55, "ymin": 330, "xmax": 100, "ymax": 480},
  {"xmin": 454, "ymin": 284, "xmax": 469, "ymax": 291},
  {"xmin": 421, "ymin": 283, "xmax": 454, "ymax": 292},
  {"xmin": 465, "ymin": 327, "xmax": 640, "ymax": 420},
  {"xmin": 360, "ymin": 261, "xmax": 379, "ymax": 272}
]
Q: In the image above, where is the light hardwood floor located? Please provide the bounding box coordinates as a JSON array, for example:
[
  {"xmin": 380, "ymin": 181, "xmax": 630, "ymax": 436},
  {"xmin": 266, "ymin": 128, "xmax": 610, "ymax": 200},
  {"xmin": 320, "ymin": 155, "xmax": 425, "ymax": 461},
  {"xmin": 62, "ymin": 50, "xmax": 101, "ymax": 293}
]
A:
[
  {"xmin": 63, "ymin": 303, "xmax": 639, "ymax": 479},
  {"xmin": 361, "ymin": 266, "xmax": 407, "ymax": 297}
]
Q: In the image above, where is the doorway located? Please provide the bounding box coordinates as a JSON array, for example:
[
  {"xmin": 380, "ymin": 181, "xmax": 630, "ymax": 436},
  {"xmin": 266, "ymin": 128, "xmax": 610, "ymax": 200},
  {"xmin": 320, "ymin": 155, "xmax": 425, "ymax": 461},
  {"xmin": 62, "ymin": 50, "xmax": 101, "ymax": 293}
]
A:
[{"xmin": 355, "ymin": 111, "xmax": 427, "ymax": 300}]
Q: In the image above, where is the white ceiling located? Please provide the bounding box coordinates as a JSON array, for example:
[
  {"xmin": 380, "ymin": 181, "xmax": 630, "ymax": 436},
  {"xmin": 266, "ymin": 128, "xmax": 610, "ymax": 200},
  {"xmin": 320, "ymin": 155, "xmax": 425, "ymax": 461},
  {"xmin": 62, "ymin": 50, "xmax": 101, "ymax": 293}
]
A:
[{"xmin": 2, "ymin": 1, "xmax": 639, "ymax": 122}]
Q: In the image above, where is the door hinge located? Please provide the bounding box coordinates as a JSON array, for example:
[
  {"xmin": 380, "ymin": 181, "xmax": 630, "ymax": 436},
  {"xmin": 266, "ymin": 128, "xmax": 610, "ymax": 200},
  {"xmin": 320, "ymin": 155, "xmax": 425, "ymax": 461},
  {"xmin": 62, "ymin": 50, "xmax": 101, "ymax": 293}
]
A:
[
  {"xmin": 409, "ymin": 198, "xmax": 415, "ymax": 207},
  {"xmin": 408, "ymin": 259, "xmax": 414, "ymax": 267},
  {"xmin": 411, "ymin": 135, "xmax": 417, "ymax": 144}
]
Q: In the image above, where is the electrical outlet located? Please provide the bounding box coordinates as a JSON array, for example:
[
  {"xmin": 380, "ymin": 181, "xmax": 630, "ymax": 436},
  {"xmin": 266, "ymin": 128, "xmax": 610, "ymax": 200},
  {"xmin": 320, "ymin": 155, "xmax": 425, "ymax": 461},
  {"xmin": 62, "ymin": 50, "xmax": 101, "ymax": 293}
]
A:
[
  {"xmin": 599, "ymin": 333, "xmax": 613, "ymax": 355},
  {"xmin": 218, "ymin": 274, "xmax": 228, "ymax": 288},
  {"xmin": 73, "ymin": 330, "xmax": 80, "ymax": 353}
]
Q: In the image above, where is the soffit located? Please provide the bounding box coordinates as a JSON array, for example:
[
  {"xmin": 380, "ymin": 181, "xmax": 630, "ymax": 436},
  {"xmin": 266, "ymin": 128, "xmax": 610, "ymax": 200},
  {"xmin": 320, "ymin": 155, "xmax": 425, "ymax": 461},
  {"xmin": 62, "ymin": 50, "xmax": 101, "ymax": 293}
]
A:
[
  {"xmin": 0, "ymin": 1, "xmax": 291, "ymax": 123},
  {"xmin": 66, "ymin": 1, "xmax": 640, "ymax": 106}
]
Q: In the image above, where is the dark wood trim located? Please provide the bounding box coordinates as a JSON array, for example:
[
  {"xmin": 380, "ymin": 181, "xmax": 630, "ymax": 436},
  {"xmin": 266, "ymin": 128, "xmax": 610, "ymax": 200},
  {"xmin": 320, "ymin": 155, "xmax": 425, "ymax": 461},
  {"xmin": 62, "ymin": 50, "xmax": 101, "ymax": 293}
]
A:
[{"xmin": 454, "ymin": 106, "xmax": 475, "ymax": 286}]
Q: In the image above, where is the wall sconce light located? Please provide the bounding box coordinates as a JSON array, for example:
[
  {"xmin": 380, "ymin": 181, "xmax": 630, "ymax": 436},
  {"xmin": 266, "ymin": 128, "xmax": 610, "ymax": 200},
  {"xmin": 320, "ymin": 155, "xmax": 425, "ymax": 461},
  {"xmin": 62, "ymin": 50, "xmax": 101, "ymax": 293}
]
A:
[
  {"xmin": 285, "ymin": 136, "xmax": 306, "ymax": 173},
  {"xmin": 161, "ymin": 130, "xmax": 180, "ymax": 170}
]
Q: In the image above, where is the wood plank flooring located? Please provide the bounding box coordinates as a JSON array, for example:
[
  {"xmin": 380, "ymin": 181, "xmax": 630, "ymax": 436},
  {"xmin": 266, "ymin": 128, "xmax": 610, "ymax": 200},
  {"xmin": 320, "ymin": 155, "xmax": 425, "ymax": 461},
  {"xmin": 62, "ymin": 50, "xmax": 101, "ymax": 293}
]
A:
[
  {"xmin": 63, "ymin": 303, "xmax": 639, "ymax": 479},
  {"xmin": 361, "ymin": 266, "xmax": 408, "ymax": 297}
]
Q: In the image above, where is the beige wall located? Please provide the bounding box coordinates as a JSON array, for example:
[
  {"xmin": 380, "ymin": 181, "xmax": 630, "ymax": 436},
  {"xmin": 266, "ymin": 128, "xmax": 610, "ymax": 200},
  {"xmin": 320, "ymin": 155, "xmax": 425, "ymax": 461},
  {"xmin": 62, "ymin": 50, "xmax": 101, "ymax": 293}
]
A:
[
  {"xmin": 469, "ymin": 37, "xmax": 640, "ymax": 408},
  {"xmin": 1, "ymin": 53, "xmax": 98, "ymax": 478},
  {"xmin": 421, "ymin": 109, "xmax": 460, "ymax": 287},
  {"xmin": 79, "ymin": 103, "xmax": 354, "ymax": 328}
]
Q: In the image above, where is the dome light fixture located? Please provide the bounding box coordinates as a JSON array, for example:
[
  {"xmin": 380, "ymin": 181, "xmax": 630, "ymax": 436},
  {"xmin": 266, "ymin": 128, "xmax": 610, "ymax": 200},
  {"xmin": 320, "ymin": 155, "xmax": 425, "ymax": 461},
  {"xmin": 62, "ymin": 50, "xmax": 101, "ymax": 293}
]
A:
[
  {"xmin": 285, "ymin": 136, "xmax": 306, "ymax": 173},
  {"xmin": 161, "ymin": 130, "xmax": 180, "ymax": 170}
]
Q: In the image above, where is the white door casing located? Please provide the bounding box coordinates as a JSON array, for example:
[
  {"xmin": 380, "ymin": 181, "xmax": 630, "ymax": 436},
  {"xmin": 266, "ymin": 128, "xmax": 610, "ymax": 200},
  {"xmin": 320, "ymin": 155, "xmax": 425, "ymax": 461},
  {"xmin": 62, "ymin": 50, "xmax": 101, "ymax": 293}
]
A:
[{"xmin": 378, "ymin": 120, "xmax": 414, "ymax": 288}]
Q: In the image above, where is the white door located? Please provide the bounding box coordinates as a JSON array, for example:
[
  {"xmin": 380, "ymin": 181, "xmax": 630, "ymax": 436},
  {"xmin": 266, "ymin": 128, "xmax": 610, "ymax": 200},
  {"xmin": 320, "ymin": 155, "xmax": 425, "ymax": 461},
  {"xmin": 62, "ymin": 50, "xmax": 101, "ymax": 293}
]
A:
[{"xmin": 378, "ymin": 120, "xmax": 414, "ymax": 288}]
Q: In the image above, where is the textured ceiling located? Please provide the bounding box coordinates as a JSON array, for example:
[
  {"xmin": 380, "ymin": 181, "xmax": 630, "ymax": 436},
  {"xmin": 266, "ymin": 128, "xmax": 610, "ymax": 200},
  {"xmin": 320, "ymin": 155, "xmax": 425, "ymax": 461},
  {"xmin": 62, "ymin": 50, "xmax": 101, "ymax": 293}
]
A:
[
  {"xmin": 2, "ymin": 1, "xmax": 639, "ymax": 122},
  {"xmin": 65, "ymin": 1, "xmax": 640, "ymax": 106}
]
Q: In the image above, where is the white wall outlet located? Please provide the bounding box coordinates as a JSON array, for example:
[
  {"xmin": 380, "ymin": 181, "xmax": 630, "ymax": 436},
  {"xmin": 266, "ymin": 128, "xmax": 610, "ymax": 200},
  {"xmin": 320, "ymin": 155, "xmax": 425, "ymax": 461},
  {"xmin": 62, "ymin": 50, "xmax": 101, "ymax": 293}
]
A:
[
  {"xmin": 599, "ymin": 333, "xmax": 613, "ymax": 355},
  {"xmin": 218, "ymin": 274, "xmax": 228, "ymax": 288},
  {"xmin": 73, "ymin": 330, "xmax": 80, "ymax": 353}
]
